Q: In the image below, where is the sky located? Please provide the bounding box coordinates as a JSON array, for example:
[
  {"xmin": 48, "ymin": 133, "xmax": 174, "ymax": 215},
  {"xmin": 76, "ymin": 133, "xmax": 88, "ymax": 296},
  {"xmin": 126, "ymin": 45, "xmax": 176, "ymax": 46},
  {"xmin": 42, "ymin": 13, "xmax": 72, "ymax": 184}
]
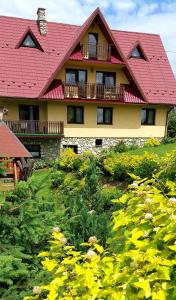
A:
[{"xmin": 1, "ymin": 0, "xmax": 176, "ymax": 76}]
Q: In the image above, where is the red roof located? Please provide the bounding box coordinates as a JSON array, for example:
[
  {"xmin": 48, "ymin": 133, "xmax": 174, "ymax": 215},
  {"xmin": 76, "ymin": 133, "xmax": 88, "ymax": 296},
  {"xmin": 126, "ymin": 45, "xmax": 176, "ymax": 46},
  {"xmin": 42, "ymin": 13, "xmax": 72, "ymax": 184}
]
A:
[
  {"xmin": 0, "ymin": 8, "xmax": 175, "ymax": 105},
  {"xmin": 0, "ymin": 122, "xmax": 32, "ymax": 158}
]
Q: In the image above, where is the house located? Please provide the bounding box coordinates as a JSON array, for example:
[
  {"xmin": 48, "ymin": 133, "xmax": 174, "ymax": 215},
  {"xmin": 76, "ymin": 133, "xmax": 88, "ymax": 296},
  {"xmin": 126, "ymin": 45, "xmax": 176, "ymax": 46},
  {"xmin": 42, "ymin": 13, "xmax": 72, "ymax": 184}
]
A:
[
  {"xmin": 0, "ymin": 7, "xmax": 176, "ymax": 158},
  {"xmin": 0, "ymin": 113, "xmax": 32, "ymax": 189}
]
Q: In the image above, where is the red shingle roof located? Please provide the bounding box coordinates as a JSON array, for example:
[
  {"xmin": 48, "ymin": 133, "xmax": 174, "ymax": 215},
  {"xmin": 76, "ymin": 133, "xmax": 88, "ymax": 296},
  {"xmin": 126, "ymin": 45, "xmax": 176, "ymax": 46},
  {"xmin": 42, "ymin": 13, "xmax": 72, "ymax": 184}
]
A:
[
  {"xmin": 0, "ymin": 8, "xmax": 175, "ymax": 105},
  {"xmin": 0, "ymin": 122, "xmax": 32, "ymax": 158}
]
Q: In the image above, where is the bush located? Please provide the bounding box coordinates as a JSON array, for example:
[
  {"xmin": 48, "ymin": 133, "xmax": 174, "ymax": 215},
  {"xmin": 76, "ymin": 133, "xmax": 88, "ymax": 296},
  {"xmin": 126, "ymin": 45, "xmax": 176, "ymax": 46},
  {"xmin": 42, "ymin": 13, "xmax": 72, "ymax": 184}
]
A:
[
  {"xmin": 144, "ymin": 137, "xmax": 160, "ymax": 147},
  {"xmin": 162, "ymin": 150, "xmax": 176, "ymax": 181},
  {"xmin": 134, "ymin": 152, "xmax": 160, "ymax": 178},
  {"xmin": 25, "ymin": 177, "xmax": 176, "ymax": 300},
  {"xmin": 50, "ymin": 170, "xmax": 65, "ymax": 188},
  {"xmin": 167, "ymin": 110, "xmax": 176, "ymax": 138},
  {"xmin": 113, "ymin": 140, "xmax": 128, "ymax": 153},
  {"xmin": 32, "ymin": 159, "xmax": 47, "ymax": 170},
  {"xmin": 58, "ymin": 148, "xmax": 79, "ymax": 171}
]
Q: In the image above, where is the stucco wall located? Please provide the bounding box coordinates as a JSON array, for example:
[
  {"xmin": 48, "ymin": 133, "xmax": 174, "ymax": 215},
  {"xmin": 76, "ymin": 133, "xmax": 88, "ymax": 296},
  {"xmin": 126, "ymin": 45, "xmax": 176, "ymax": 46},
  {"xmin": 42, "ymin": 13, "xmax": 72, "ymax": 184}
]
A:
[
  {"xmin": 0, "ymin": 99, "xmax": 47, "ymax": 121},
  {"xmin": 47, "ymin": 102, "xmax": 168, "ymax": 138}
]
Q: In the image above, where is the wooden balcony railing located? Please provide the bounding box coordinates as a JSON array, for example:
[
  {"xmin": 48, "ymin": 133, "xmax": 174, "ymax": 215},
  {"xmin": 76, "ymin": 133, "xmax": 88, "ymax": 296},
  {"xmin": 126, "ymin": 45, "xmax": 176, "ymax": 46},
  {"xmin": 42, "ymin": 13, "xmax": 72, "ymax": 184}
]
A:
[
  {"xmin": 64, "ymin": 83, "xmax": 124, "ymax": 100},
  {"xmin": 81, "ymin": 44, "xmax": 111, "ymax": 61},
  {"xmin": 5, "ymin": 120, "xmax": 64, "ymax": 135}
]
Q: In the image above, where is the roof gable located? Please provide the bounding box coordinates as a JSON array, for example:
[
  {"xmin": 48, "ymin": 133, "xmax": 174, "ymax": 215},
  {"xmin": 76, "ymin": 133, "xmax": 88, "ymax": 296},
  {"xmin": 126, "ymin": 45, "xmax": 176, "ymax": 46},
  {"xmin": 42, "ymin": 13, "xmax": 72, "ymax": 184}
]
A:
[{"xmin": 128, "ymin": 42, "xmax": 148, "ymax": 61}]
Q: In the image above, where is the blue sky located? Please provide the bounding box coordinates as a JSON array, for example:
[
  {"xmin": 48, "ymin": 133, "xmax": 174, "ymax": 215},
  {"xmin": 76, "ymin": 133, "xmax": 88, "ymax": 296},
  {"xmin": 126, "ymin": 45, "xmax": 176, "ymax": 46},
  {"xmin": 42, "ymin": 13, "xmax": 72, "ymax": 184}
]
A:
[{"xmin": 1, "ymin": 0, "xmax": 176, "ymax": 76}]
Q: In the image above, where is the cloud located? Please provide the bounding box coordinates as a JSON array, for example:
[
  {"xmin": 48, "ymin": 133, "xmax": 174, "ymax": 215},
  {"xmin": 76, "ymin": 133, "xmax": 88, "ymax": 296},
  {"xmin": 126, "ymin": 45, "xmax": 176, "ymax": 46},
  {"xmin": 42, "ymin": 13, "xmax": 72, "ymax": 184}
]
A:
[{"xmin": 1, "ymin": 0, "xmax": 176, "ymax": 76}]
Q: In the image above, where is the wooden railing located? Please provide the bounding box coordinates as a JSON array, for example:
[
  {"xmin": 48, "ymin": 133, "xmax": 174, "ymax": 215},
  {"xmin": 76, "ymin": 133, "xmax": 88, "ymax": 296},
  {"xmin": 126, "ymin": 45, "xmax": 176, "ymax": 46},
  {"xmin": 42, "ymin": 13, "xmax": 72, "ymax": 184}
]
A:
[
  {"xmin": 5, "ymin": 120, "xmax": 64, "ymax": 135},
  {"xmin": 64, "ymin": 83, "xmax": 124, "ymax": 100},
  {"xmin": 81, "ymin": 44, "xmax": 111, "ymax": 61}
]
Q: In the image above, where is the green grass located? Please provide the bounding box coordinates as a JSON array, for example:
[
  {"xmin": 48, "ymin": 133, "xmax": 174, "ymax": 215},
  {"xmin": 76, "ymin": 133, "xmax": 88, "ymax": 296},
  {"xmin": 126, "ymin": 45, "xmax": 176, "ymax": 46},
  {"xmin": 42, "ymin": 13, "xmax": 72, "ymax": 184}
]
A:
[
  {"xmin": 28, "ymin": 168, "xmax": 52, "ymax": 199},
  {"xmin": 127, "ymin": 143, "xmax": 176, "ymax": 156}
]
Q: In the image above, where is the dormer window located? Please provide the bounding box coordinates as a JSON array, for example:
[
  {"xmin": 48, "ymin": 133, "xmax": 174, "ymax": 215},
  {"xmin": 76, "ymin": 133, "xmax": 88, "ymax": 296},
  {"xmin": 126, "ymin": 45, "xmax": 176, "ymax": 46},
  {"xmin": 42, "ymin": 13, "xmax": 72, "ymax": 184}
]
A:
[
  {"xmin": 21, "ymin": 34, "xmax": 37, "ymax": 48},
  {"xmin": 131, "ymin": 47, "xmax": 142, "ymax": 58},
  {"xmin": 130, "ymin": 45, "xmax": 146, "ymax": 60},
  {"xmin": 18, "ymin": 30, "xmax": 43, "ymax": 51}
]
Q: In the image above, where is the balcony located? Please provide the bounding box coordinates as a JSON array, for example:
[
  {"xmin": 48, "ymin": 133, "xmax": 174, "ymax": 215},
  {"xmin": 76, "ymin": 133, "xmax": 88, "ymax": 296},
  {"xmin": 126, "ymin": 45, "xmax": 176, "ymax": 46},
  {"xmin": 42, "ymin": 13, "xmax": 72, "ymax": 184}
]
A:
[
  {"xmin": 64, "ymin": 83, "xmax": 124, "ymax": 101},
  {"xmin": 81, "ymin": 44, "xmax": 111, "ymax": 61},
  {"xmin": 5, "ymin": 120, "xmax": 64, "ymax": 137}
]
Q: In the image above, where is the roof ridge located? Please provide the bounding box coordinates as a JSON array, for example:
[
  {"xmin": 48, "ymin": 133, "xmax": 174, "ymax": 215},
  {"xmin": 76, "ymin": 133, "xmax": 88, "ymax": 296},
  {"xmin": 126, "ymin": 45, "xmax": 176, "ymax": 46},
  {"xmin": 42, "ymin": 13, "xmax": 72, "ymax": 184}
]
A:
[{"xmin": 112, "ymin": 28, "xmax": 160, "ymax": 37}]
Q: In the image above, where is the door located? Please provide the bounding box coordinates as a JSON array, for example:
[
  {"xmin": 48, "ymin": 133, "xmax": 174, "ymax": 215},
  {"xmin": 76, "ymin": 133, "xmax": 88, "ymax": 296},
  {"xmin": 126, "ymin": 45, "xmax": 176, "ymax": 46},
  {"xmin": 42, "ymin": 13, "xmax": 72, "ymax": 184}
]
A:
[
  {"xmin": 88, "ymin": 33, "xmax": 98, "ymax": 59},
  {"xmin": 19, "ymin": 105, "xmax": 39, "ymax": 133},
  {"xmin": 65, "ymin": 69, "xmax": 87, "ymax": 98},
  {"xmin": 96, "ymin": 72, "xmax": 116, "ymax": 98}
]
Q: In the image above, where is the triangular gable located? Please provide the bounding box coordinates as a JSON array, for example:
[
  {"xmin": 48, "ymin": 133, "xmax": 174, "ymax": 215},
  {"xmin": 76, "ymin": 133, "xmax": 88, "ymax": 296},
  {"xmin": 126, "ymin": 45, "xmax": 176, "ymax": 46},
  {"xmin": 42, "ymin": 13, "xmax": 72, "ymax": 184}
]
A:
[
  {"xmin": 16, "ymin": 27, "xmax": 43, "ymax": 51},
  {"xmin": 39, "ymin": 8, "xmax": 147, "ymax": 102},
  {"xmin": 128, "ymin": 42, "xmax": 148, "ymax": 61}
]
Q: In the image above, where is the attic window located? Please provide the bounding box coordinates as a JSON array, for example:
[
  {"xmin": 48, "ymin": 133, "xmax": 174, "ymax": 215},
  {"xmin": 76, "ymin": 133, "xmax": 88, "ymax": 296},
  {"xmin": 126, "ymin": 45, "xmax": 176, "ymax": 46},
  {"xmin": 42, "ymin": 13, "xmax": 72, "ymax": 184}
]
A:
[
  {"xmin": 19, "ymin": 32, "xmax": 43, "ymax": 51},
  {"xmin": 131, "ymin": 46, "xmax": 145, "ymax": 59}
]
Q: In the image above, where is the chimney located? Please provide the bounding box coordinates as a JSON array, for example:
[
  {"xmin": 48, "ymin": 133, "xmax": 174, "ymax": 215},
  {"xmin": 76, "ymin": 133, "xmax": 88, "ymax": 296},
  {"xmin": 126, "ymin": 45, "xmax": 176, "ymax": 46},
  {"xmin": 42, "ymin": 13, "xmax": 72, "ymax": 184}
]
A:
[{"xmin": 37, "ymin": 8, "xmax": 47, "ymax": 35}]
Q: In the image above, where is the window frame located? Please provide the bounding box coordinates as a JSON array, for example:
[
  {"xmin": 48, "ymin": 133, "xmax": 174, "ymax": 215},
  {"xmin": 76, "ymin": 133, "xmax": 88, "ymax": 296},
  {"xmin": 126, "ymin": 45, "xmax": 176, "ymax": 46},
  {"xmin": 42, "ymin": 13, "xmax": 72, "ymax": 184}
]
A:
[
  {"xmin": 65, "ymin": 69, "xmax": 87, "ymax": 85},
  {"xmin": 24, "ymin": 144, "xmax": 41, "ymax": 158},
  {"xmin": 97, "ymin": 107, "xmax": 113, "ymax": 125},
  {"xmin": 96, "ymin": 71, "xmax": 116, "ymax": 86},
  {"xmin": 141, "ymin": 108, "xmax": 156, "ymax": 125},
  {"xmin": 67, "ymin": 105, "xmax": 84, "ymax": 124}
]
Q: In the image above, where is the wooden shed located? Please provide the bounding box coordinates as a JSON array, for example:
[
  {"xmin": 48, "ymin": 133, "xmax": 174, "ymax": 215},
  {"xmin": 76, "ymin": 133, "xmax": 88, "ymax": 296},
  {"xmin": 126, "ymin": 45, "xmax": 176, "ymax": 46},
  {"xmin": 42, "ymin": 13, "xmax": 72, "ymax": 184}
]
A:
[{"xmin": 0, "ymin": 121, "xmax": 32, "ymax": 190}]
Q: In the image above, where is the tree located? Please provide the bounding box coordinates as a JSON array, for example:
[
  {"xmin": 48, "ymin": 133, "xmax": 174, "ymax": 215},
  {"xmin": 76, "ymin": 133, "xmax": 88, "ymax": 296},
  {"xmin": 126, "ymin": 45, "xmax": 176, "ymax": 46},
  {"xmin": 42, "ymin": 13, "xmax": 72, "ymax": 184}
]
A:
[{"xmin": 167, "ymin": 109, "xmax": 176, "ymax": 138}]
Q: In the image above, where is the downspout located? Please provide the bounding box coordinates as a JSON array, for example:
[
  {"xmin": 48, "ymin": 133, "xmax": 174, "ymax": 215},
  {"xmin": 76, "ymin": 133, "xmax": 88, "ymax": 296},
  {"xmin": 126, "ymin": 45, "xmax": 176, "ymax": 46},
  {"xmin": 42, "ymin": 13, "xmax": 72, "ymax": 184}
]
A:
[{"xmin": 164, "ymin": 106, "xmax": 174, "ymax": 138}]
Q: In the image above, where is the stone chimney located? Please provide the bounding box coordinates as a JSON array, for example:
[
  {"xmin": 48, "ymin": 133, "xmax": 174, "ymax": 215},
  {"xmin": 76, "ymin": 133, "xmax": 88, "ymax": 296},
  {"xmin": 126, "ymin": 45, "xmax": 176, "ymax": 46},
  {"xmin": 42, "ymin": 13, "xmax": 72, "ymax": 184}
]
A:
[{"xmin": 37, "ymin": 8, "xmax": 47, "ymax": 35}]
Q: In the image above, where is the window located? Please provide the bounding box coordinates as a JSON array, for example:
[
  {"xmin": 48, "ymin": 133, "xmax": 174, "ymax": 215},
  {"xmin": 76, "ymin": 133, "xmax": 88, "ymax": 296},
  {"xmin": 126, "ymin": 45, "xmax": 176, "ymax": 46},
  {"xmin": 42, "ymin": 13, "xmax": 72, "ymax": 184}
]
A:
[
  {"xmin": 88, "ymin": 33, "xmax": 98, "ymax": 59},
  {"xmin": 24, "ymin": 144, "xmax": 41, "ymax": 158},
  {"xmin": 66, "ymin": 69, "xmax": 87, "ymax": 85},
  {"xmin": 19, "ymin": 105, "xmax": 39, "ymax": 120},
  {"xmin": 97, "ymin": 107, "xmax": 112, "ymax": 125},
  {"xmin": 141, "ymin": 109, "xmax": 155, "ymax": 125},
  {"xmin": 96, "ymin": 72, "xmax": 116, "ymax": 87},
  {"xmin": 95, "ymin": 139, "xmax": 102, "ymax": 147},
  {"xmin": 67, "ymin": 106, "xmax": 84, "ymax": 124},
  {"xmin": 131, "ymin": 46, "xmax": 145, "ymax": 59},
  {"xmin": 63, "ymin": 145, "xmax": 78, "ymax": 154}
]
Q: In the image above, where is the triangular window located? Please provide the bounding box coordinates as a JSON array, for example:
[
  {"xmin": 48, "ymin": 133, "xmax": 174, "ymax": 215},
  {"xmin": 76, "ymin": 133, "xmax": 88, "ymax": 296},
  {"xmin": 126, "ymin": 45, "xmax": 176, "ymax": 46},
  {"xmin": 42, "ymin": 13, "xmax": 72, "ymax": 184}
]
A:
[
  {"xmin": 22, "ymin": 34, "xmax": 37, "ymax": 48},
  {"xmin": 19, "ymin": 32, "xmax": 43, "ymax": 51},
  {"xmin": 131, "ymin": 46, "xmax": 145, "ymax": 59}
]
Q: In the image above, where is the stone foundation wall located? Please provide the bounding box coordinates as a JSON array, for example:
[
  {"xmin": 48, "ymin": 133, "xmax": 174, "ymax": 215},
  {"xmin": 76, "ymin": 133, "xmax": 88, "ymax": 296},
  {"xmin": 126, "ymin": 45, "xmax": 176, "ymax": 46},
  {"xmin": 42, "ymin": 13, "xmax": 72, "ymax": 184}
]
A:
[
  {"xmin": 61, "ymin": 137, "xmax": 162, "ymax": 154},
  {"xmin": 20, "ymin": 138, "xmax": 61, "ymax": 160}
]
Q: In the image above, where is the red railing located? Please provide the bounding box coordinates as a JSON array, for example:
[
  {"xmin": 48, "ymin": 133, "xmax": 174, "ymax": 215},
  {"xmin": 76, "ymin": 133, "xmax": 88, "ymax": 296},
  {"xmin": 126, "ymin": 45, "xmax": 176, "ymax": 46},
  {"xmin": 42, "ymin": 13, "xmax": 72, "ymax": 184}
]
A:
[
  {"xmin": 5, "ymin": 120, "xmax": 64, "ymax": 135},
  {"xmin": 64, "ymin": 83, "xmax": 124, "ymax": 100},
  {"xmin": 81, "ymin": 44, "xmax": 111, "ymax": 61}
]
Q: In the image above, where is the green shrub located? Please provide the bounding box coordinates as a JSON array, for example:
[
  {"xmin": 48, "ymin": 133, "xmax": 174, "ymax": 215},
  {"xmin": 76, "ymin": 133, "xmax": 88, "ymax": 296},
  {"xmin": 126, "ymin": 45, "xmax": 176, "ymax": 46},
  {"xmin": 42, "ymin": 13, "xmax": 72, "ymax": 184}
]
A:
[
  {"xmin": 167, "ymin": 110, "xmax": 176, "ymax": 138},
  {"xmin": 162, "ymin": 150, "xmax": 176, "ymax": 181},
  {"xmin": 144, "ymin": 137, "xmax": 160, "ymax": 147},
  {"xmin": 113, "ymin": 140, "xmax": 128, "ymax": 153},
  {"xmin": 134, "ymin": 152, "xmax": 160, "ymax": 178},
  {"xmin": 32, "ymin": 159, "xmax": 47, "ymax": 170},
  {"xmin": 50, "ymin": 170, "xmax": 65, "ymax": 188},
  {"xmin": 25, "ymin": 177, "xmax": 176, "ymax": 300},
  {"xmin": 58, "ymin": 148, "xmax": 79, "ymax": 171}
]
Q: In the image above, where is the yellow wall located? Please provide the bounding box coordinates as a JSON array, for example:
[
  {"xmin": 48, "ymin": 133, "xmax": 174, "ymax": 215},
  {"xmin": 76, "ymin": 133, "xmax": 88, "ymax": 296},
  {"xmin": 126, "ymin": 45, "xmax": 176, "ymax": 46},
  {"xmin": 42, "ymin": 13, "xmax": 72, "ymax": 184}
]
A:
[
  {"xmin": 80, "ymin": 21, "xmax": 107, "ymax": 45},
  {"xmin": 47, "ymin": 102, "xmax": 168, "ymax": 138},
  {"xmin": 56, "ymin": 62, "xmax": 129, "ymax": 85},
  {"xmin": 0, "ymin": 99, "xmax": 47, "ymax": 121}
]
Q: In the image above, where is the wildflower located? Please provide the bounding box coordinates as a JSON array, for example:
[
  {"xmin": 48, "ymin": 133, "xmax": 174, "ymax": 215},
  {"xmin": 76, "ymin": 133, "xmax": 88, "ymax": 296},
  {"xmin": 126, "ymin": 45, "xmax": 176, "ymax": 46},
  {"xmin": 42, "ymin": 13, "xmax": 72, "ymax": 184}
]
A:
[
  {"xmin": 143, "ymin": 231, "xmax": 149, "ymax": 238},
  {"xmin": 168, "ymin": 198, "xmax": 176, "ymax": 205},
  {"xmin": 87, "ymin": 249, "xmax": 96, "ymax": 260},
  {"xmin": 33, "ymin": 286, "xmax": 42, "ymax": 295},
  {"xmin": 52, "ymin": 226, "xmax": 61, "ymax": 233},
  {"xmin": 88, "ymin": 236, "xmax": 98, "ymax": 244},
  {"xmin": 131, "ymin": 181, "xmax": 138, "ymax": 188},
  {"xmin": 59, "ymin": 237, "xmax": 67, "ymax": 245},
  {"xmin": 170, "ymin": 213, "xmax": 176, "ymax": 220},
  {"xmin": 153, "ymin": 227, "xmax": 160, "ymax": 232},
  {"xmin": 144, "ymin": 213, "xmax": 153, "ymax": 220},
  {"xmin": 88, "ymin": 210, "xmax": 95, "ymax": 215},
  {"xmin": 145, "ymin": 198, "xmax": 152, "ymax": 204}
]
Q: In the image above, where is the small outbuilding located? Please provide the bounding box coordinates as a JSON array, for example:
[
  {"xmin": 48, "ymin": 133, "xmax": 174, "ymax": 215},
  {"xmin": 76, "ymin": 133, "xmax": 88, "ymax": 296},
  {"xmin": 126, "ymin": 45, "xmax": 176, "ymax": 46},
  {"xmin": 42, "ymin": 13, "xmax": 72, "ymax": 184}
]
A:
[{"xmin": 0, "ymin": 120, "xmax": 32, "ymax": 190}]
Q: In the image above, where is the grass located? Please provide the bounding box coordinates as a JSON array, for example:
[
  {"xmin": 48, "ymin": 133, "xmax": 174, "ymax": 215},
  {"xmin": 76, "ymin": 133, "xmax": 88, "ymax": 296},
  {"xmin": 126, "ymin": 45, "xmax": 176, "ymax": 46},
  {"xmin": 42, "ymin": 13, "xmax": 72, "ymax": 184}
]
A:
[{"xmin": 127, "ymin": 143, "xmax": 176, "ymax": 156}]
